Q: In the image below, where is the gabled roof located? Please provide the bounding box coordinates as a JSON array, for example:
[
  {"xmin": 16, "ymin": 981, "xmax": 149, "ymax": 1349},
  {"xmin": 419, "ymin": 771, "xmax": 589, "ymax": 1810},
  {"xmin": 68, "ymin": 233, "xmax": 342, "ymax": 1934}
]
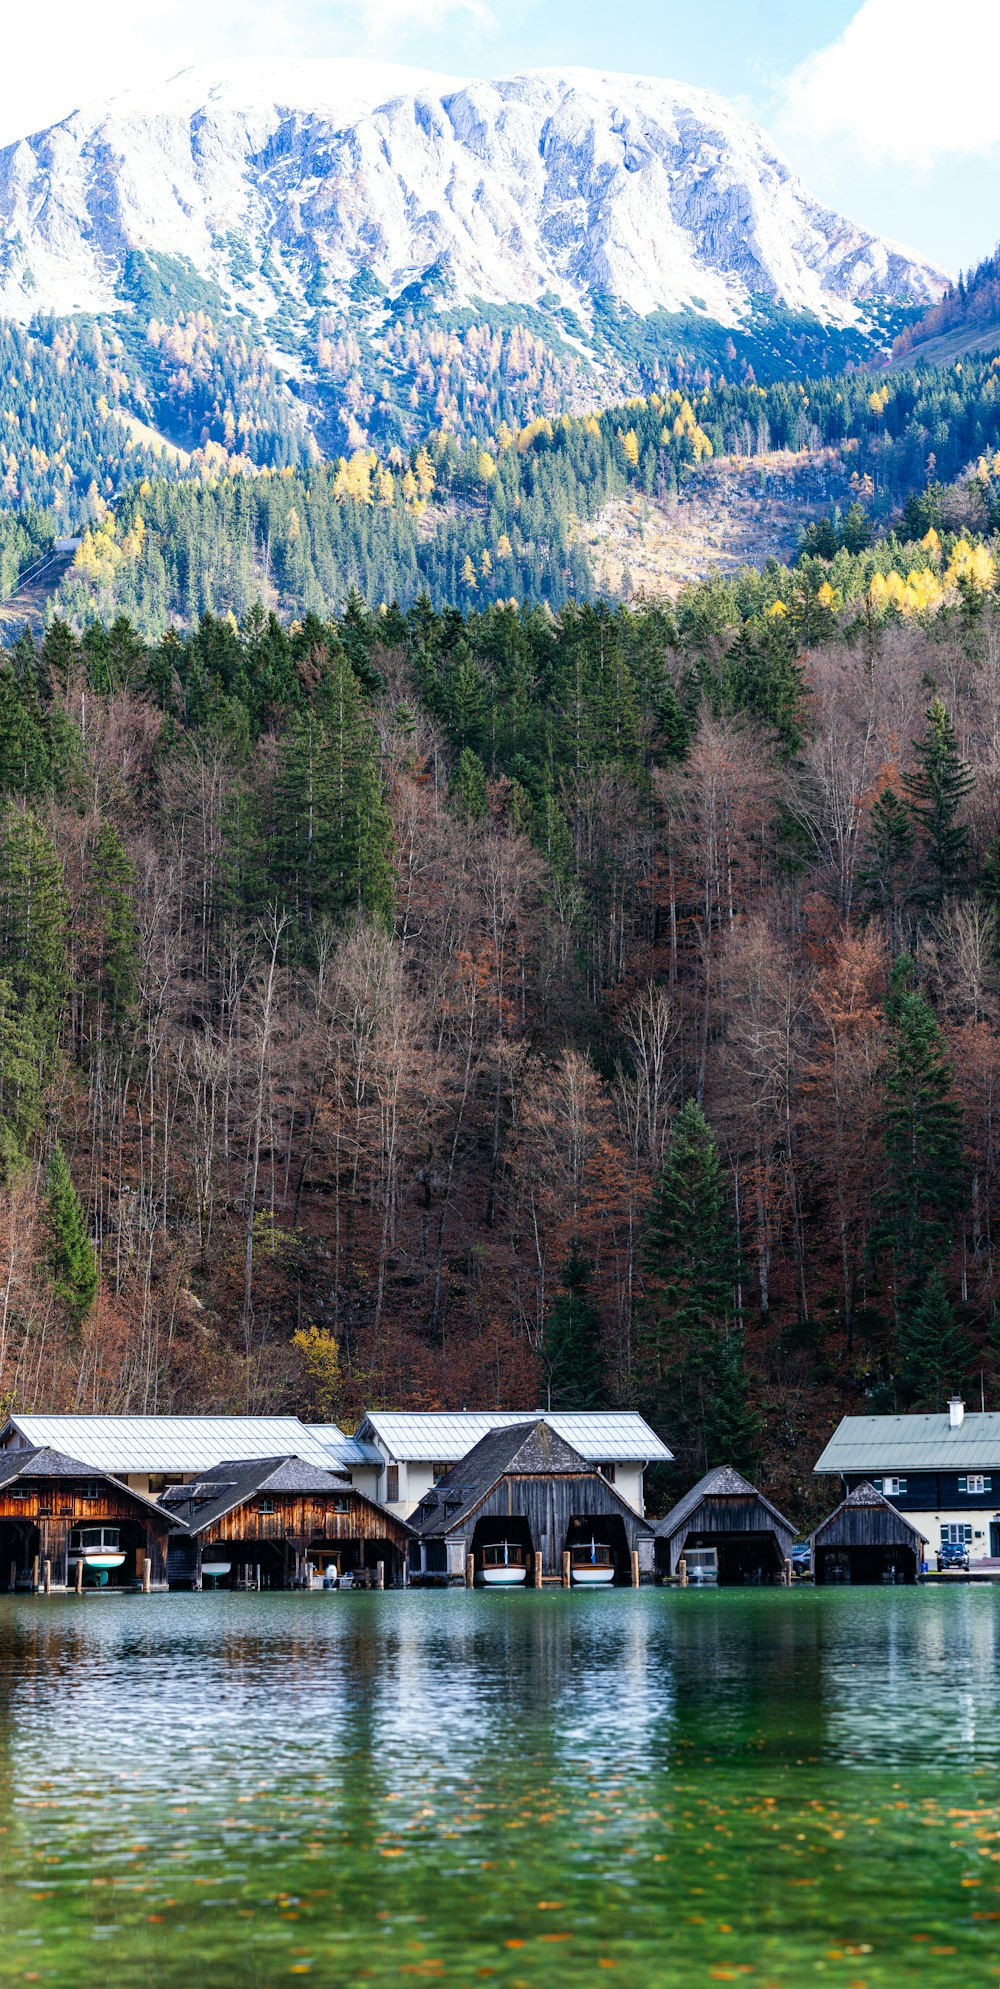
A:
[
  {"xmin": 411, "ymin": 1419, "xmax": 654, "ymax": 1536},
  {"xmin": 357, "ymin": 1408, "xmax": 672, "ymax": 1463},
  {"xmin": 814, "ymin": 1411, "xmax": 1000, "ymax": 1475},
  {"xmin": 655, "ymin": 1465, "xmax": 794, "ymax": 1542},
  {"xmin": 0, "ymin": 1445, "xmax": 175, "ymax": 1522},
  {"xmin": 809, "ymin": 1480, "xmax": 929, "ymax": 1547},
  {"xmin": 159, "ymin": 1454, "xmax": 409, "ymax": 1537},
  {"xmin": 0, "ymin": 1414, "xmax": 339, "ymax": 1475}
]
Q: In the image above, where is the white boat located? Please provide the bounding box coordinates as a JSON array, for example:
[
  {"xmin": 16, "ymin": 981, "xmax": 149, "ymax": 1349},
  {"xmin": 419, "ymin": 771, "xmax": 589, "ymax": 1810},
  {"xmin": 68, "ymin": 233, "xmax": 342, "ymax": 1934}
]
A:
[
  {"xmin": 68, "ymin": 1526, "xmax": 126, "ymax": 1575},
  {"xmin": 571, "ymin": 1540, "xmax": 615, "ymax": 1586},
  {"xmin": 479, "ymin": 1542, "xmax": 527, "ymax": 1587},
  {"xmin": 200, "ymin": 1559, "xmax": 232, "ymax": 1585}
]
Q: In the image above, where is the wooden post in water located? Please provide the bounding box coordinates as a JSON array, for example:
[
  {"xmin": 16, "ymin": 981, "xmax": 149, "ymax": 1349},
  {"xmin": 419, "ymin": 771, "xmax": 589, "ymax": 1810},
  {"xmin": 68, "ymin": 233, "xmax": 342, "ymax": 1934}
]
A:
[
  {"xmin": 783, "ymin": 1557, "xmax": 792, "ymax": 1587},
  {"xmin": 43, "ymin": 1559, "xmax": 51, "ymax": 1595},
  {"xmin": 376, "ymin": 1560, "xmax": 384, "ymax": 1591},
  {"xmin": 533, "ymin": 1551, "xmax": 542, "ymax": 1589},
  {"xmin": 9, "ymin": 1559, "xmax": 16, "ymax": 1593},
  {"xmin": 678, "ymin": 1557, "xmax": 688, "ymax": 1588},
  {"xmin": 562, "ymin": 1550, "xmax": 571, "ymax": 1590},
  {"xmin": 32, "ymin": 1554, "xmax": 39, "ymax": 1594},
  {"xmin": 631, "ymin": 1549, "xmax": 640, "ymax": 1589},
  {"xmin": 465, "ymin": 1553, "xmax": 475, "ymax": 1589},
  {"xmin": 143, "ymin": 1558, "xmax": 152, "ymax": 1594},
  {"xmin": 75, "ymin": 1556, "xmax": 83, "ymax": 1595}
]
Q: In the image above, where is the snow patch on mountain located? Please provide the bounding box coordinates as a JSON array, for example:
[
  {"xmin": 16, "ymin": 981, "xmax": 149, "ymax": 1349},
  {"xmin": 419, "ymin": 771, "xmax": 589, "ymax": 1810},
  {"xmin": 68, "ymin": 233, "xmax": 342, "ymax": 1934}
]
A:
[{"xmin": 0, "ymin": 59, "xmax": 946, "ymax": 325}]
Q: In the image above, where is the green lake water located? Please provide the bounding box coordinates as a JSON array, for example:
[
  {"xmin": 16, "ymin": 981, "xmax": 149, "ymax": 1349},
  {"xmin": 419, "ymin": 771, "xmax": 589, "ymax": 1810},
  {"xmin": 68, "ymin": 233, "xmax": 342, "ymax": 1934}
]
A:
[{"xmin": 0, "ymin": 1588, "xmax": 997, "ymax": 1988}]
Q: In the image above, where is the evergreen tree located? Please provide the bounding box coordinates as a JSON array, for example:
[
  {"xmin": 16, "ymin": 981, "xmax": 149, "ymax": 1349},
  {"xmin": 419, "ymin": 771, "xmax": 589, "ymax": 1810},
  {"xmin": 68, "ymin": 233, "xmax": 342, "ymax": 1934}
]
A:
[
  {"xmin": 45, "ymin": 1143, "xmax": 98, "ymax": 1324},
  {"xmin": 873, "ymin": 958, "xmax": 966, "ymax": 1305},
  {"xmin": 0, "ymin": 806, "xmax": 69, "ymax": 1068},
  {"xmin": 543, "ymin": 1241, "xmax": 606, "ymax": 1409},
  {"xmin": 902, "ymin": 695, "xmax": 974, "ymax": 904},
  {"xmin": 898, "ymin": 1269, "xmax": 969, "ymax": 1409},
  {"xmin": 86, "ymin": 824, "xmax": 140, "ymax": 1045},
  {"xmin": 270, "ymin": 649, "xmax": 394, "ymax": 937},
  {"xmin": 858, "ymin": 786, "xmax": 915, "ymax": 944},
  {"xmin": 640, "ymin": 1099, "xmax": 759, "ymax": 1472},
  {"xmin": 449, "ymin": 747, "xmax": 489, "ymax": 824}
]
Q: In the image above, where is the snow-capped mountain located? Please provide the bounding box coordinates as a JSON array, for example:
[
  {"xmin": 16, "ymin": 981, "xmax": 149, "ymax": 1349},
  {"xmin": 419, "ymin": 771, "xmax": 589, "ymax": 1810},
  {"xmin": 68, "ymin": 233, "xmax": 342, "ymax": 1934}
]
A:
[{"xmin": 0, "ymin": 59, "xmax": 946, "ymax": 325}]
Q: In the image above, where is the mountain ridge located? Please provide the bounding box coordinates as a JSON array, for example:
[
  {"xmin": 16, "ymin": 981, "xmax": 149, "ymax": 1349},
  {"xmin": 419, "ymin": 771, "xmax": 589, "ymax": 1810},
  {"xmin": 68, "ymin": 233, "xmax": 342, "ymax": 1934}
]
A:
[{"xmin": 0, "ymin": 59, "xmax": 946, "ymax": 328}]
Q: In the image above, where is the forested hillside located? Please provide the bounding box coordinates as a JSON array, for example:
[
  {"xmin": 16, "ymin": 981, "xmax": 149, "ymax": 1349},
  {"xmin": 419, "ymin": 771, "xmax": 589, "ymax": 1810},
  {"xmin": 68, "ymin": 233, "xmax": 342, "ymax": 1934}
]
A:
[{"xmin": 2, "ymin": 511, "xmax": 1000, "ymax": 1513}]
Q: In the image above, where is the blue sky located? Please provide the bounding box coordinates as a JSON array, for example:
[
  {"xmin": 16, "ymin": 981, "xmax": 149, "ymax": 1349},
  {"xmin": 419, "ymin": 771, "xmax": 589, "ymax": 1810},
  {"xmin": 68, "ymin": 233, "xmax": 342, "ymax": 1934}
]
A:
[{"xmin": 4, "ymin": 0, "xmax": 998, "ymax": 274}]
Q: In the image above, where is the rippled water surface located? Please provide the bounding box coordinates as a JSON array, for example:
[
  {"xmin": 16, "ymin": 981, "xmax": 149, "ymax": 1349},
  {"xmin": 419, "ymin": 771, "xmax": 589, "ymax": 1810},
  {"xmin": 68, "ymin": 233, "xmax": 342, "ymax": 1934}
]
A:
[{"xmin": 0, "ymin": 1587, "xmax": 998, "ymax": 1986}]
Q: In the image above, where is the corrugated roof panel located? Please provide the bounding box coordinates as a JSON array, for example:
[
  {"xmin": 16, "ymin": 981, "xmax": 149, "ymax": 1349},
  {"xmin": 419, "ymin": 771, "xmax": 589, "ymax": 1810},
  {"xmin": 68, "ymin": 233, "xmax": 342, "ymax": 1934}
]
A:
[
  {"xmin": 814, "ymin": 1411, "xmax": 1000, "ymax": 1474},
  {"xmin": 1, "ymin": 1415, "xmax": 336, "ymax": 1473},
  {"xmin": 359, "ymin": 1410, "xmax": 671, "ymax": 1463},
  {"xmin": 309, "ymin": 1424, "xmax": 385, "ymax": 1468}
]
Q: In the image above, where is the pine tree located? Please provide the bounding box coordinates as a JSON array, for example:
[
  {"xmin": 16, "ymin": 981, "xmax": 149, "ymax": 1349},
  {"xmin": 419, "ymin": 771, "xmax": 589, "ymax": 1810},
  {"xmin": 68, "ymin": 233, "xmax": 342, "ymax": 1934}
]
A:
[
  {"xmin": 270, "ymin": 649, "xmax": 394, "ymax": 937},
  {"xmin": 898, "ymin": 1270, "xmax": 969, "ymax": 1409},
  {"xmin": 639, "ymin": 1100, "xmax": 759, "ymax": 1472},
  {"xmin": 0, "ymin": 806, "xmax": 69, "ymax": 1068},
  {"xmin": 449, "ymin": 747, "xmax": 488, "ymax": 824},
  {"xmin": 902, "ymin": 695, "xmax": 974, "ymax": 904},
  {"xmin": 859, "ymin": 786, "xmax": 914, "ymax": 944},
  {"xmin": 46, "ymin": 1143, "xmax": 98, "ymax": 1324},
  {"xmin": 543, "ymin": 1242, "xmax": 605, "ymax": 1409},
  {"xmin": 873, "ymin": 958, "xmax": 966, "ymax": 1305}
]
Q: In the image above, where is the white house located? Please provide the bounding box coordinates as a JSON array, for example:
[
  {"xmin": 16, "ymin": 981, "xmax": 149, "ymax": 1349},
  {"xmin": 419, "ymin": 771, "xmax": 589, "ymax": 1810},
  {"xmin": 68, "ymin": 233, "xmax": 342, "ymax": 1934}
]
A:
[
  {"xmin": 814, "ymin": 1398, "xmax": 1000, "ymax": 1565},
  {"xmin": 347, "ymin": 1409, "xmax": 672, "ymax": 1519}
]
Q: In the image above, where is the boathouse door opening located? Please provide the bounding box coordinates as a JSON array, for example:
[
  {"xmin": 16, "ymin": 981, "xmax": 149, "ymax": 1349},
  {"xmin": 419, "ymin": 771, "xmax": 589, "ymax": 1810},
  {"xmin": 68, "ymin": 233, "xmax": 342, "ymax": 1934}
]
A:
[
  {"xmin": 0, "ymin": 1518, "xmax": 38, "ymax": 1588},
  {"xmin": 470, "ymin": 1514, "xmax": 534, "ymax": 1581},
  {"xmin": 814, "ymin": 1543, "xmax": 918, "ymax": 1585},
  {"xmin": 564, "ymin": 1513, "xmax": 631, "ymax": 1583}
]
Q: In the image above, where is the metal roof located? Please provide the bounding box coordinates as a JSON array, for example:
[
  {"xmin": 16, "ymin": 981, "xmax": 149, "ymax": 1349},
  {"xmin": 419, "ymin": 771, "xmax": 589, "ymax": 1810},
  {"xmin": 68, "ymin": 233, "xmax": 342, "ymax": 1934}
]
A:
[
  {"xmin": 814, "ymin": 1411, "xmax": 1000, "ymax": 1475},
  {"xmin": 308, "ymin": 1423, "xmax": 386, "ymax": 1469},
  {"xmin": 356, "ymin": 1410, "xmax": 672, "ymax": 1463},
  {"xmin": 0, "ymin": 1415, "xmax": 339, "ymax": 1475}
]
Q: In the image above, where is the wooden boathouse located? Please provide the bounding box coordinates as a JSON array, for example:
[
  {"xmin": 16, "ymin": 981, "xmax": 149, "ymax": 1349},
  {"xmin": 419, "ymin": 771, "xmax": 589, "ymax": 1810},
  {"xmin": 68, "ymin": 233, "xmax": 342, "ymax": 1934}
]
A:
[
  {"xmin": 0, "ymin": 1446, "xmax": 174, "ymax": 1591},
  {"xmin": 409, "ymin": 1419, "xmax": 655, "ymax": 1584},
  {"xmin": 160, "ymin": 1455, "xmax": 411, "ymax": 1589},
  {"xmin": 810, "ymin": 1481, "xmax": 928, "ymax": 1585},
  {"xmin": 655, "ymin": 1465, "xmax": 795, "ymax": 1584}
]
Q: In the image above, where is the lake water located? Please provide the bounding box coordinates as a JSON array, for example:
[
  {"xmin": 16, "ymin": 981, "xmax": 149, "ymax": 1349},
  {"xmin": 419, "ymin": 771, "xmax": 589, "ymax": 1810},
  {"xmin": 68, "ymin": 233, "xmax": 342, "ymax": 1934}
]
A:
[{"xmin": 0, "ymin": 1588, "xmax": 997, "ymax": 1987}]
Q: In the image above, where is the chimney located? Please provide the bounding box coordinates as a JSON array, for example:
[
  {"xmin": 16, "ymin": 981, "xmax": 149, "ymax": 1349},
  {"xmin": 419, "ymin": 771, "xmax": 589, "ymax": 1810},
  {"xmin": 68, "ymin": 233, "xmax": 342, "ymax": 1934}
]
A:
[{"xmin": 949, "ymin": 1396, "xmax": 965, "ymax": 1428}]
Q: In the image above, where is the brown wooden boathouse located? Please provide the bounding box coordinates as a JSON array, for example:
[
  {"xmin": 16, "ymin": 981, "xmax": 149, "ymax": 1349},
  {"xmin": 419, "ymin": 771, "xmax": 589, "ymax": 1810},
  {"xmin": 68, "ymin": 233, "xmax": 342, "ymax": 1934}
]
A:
[
  {"xmin": 161, "ymin": 1456, "xmax": 411, "ymax": 1588},
  {"xmin": 654, "ymin": 1465, "xmax": 795, "ymax": 1583},
  {"xmin": 810, "ymin": 1481, "xmax": 928, "ymax": 1585},
  {"xmin": 0, "ymin": 1446, "xmax": 174, "ymax": 1590},
  {"xmin": 409, "ymin": 1420, "xmax": 655, "ymax": 1583}
]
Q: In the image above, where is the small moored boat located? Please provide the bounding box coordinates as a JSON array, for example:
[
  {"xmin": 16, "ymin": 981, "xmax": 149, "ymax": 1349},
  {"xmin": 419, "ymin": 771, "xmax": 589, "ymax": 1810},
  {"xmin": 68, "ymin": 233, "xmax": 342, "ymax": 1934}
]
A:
[
  {"xmin": 479, "ymin": 1541, "xmax": 527, "ymax": 1587},
  {"xmin": 200, "ymin": 1558, "xmax": 232, "ymax": 1587},
  {"xmin": 68, "ymin": 1526, "xmax": 126, "ymax": 1581},
  {"xmin": 570, "ymin": 1539, "xmax": 615, "ymax": 1586}
]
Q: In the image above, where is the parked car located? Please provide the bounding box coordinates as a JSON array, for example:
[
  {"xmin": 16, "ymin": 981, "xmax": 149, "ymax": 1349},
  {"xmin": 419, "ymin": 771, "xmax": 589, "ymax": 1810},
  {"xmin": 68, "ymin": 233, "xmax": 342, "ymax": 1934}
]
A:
[
  {"xmin": 937, "ymin": 1539, "xmax": 969, "ymax": 1571},
  {"xmin": 790, "ymin": 1542, "xmax": 812, "ymax": 1579}
]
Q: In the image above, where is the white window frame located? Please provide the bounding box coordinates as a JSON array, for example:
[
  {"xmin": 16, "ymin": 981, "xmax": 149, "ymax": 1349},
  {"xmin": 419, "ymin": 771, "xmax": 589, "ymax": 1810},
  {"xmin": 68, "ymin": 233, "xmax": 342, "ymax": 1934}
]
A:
[
  {"xmin": 941, "ymin": 1523, "xmax": 973, "ymax": 1544},
  {"xmin": 959, "ymin": 1474, "xmax": 991, "ymax": 1495},
  {"xmin": 882, "ymin": 1475, "xmax": 906, "ymax": 1496}
]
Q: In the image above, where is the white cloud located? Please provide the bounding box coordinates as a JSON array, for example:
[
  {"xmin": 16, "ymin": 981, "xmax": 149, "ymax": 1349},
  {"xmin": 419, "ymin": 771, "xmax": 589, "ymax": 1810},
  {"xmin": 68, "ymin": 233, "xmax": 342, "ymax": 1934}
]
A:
[
  {"xmin": 780, "ymin": 0, "xmax": 1000, "ymax": 168},
  {"xmin": 0, "ymin": 0, "xmax": 492, "ymax": 145}
]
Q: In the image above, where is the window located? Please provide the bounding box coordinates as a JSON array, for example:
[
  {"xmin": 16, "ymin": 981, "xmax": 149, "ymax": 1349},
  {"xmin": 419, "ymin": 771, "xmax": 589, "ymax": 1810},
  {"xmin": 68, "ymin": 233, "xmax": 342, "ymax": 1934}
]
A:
[
  {"xmin": 333, "ymin": 1497, "xmax": 349, "ymax": 1515},
  {"xmin": 958, "ymin": 1475, "xmax": 991, "ymax": 1495},
  {"xmin": 385, "ymin": 1465, "xmax": 399, "ymax": 1503},
  {"xmin": 256, "ymin": 1498, "xmax": 275, "ymax": 1515},
  {"xmin": 431, "ymin": 1462, "xmax": 454, "ymax": 1484},
  {"xmin": 598, "ymin": 1462, "xmax": 617, "ymax": 1484},
  {"xmin": 942, "ymin": 1523, "xmax": 973, "ymax": 1544},
  {"xmin": 878, "ymin": 1476, "xmax": 906, "ymax": 1496}
]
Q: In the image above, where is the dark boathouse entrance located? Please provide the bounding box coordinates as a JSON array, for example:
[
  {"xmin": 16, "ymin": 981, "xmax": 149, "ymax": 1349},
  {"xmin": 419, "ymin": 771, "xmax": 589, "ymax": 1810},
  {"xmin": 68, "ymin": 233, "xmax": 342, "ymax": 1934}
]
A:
[
  {"xmin": 654, "ymin": 1466, "xmax": 795, "ymax": 1585},
  {"xmin": 810, "ymin": 1481, "xmax": 928, "ymax": 1585}
]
